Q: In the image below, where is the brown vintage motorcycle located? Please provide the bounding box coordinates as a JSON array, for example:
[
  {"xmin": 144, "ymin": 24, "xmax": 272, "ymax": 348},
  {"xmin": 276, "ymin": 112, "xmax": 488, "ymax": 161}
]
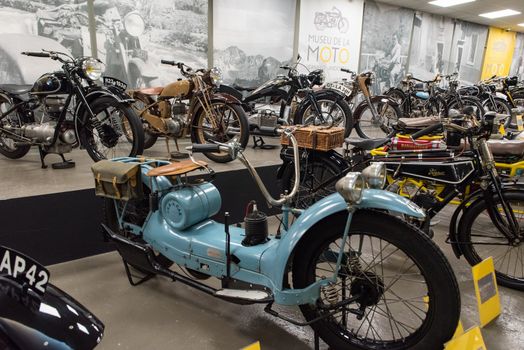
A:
[{"xmin": 128, "ymin": 60, "xmax": 248, "ymax": 163}]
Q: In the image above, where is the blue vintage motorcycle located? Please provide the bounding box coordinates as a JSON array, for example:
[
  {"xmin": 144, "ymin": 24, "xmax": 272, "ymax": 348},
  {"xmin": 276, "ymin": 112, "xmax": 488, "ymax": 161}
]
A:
[{"xmin": 92, "ymin": 130, "xmax": 460, "ymax": 349}]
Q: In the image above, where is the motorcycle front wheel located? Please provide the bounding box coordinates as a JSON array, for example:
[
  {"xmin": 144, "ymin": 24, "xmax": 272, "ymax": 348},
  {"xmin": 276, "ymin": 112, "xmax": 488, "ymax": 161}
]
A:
[
  {"xmin": 458, "ymin": 191, "xmax": 524, "ymax": 290},
  {"xmin": 79, "ymin": 96, "xmax": 144, "ymax": 161},
  {"xmin": 295, "ymin": 95, "xmax": 353, "ymax": 138},
  {"xmin": 293, "ymin": 210, "xmax": 460, "ymax": 350},
  {"xmin": 353, "ymin": 98, "xmax": 402, "ymax": 139},
  {"xmin": 447, "ymin": 96, "xmax": 484, "ymax": 119},
  {"xmin": 191, "ymin": 102, "xmax": 249, "ymax": 163}
]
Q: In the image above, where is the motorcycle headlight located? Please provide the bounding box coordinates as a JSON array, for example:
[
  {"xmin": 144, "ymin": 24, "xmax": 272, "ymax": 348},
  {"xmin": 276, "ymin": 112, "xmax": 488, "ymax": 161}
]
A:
[
  {"xmin": 124, "ymin": 12, "xmax": 145, "ymax": 37},
  {"xmin": 210, "ymin": 67, "xmax": 223, "ymax": 86},
  {"xmin": 361, "ymin": 162, "xmax": 386, "ymax": 189},
  {"xmin": 82, "ymin": 58, "xmax": 103, "ymax": 81},
  {"xmin": 318, "ymin": 70, "xmax": 325, "ymax": 85},
  {"xmin": 336, "ymin": 172, "xmax": 364, "ymax": 204}
]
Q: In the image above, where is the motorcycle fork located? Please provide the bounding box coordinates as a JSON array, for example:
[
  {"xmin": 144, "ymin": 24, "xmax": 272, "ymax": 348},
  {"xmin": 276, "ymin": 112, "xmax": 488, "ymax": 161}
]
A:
[
  {"xmin": 484, "ymin": 174, "xmax": 521, "ymax": 241},
  {"xmin": 306, "ymin": 93, "xmax": 326, "ymax": 123}
]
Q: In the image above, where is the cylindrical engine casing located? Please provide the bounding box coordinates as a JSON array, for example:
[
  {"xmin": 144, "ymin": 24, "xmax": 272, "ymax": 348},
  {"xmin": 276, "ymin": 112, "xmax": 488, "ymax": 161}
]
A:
[
  {"xmin": 161, "ymin": 182, "xmax": 221, "ymax": 230},
  {"xmin": 23, "ymin": 122, "xmax": 56, "ymax": 144}
]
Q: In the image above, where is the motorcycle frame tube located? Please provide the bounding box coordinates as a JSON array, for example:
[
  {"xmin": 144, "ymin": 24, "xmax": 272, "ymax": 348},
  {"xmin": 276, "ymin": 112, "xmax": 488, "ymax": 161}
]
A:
[{"xmin": 109, "ymin": 158, "xmax": 424, "ymax": 305}]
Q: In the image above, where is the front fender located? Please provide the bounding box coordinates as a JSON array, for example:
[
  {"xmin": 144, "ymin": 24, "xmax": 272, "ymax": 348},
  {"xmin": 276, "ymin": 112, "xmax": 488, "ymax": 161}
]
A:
[
  {"xmin": 260, "ymin": 190, "xmax": 425, "ymax": 291},
  {"xmin": 189, "ymin": 95, "xmax": 242, "ymax": 123},
  {"xmin": 295, "ymin": 89, "xmax": 347, "ymax": 119}
]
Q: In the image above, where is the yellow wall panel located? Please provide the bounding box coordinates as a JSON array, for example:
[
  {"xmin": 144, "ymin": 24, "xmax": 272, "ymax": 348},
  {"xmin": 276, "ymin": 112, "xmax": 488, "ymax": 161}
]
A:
[{"xmin": 481, "ymin": 27, "xmax": 516, "ymax": 79}]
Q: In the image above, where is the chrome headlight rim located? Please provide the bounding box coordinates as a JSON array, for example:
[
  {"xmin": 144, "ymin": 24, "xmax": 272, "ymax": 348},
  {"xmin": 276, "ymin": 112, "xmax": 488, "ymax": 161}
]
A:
[
  {"xmin": 210, "ymin": 67, "xmax": 223, "ymax": 86},
  {"xmin": 81, "ymin": 57, "xmax": 103, "ymax": 81},
  {"xmin": 362, "ymin": 162, "xmax": 387, "ymax": 189},
  {"xmin": 336, "ymin": 172, "xmax": 364, "ymax": 205},
  {"xmin": 123, "ymin": 11, "xmax": 145, "ymax": 37}
]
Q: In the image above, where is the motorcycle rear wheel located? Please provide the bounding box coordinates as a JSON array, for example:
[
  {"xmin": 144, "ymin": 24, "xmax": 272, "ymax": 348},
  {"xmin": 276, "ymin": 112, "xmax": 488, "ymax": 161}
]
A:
[
  {"xmin": 103, "ymin": 193, "xmax": 173, "ymax": 270},
  {"xmin": 458, "ymin": 191, "xmax": 524, "ymax": 290},
  {"xmin": 354, "ymin": 98, "xmax": 402, "ymax": 139},
  {"xmin": 0, "ymin": 95, "xmax": 31, "ymax": 159},
  {"xmin": 191, "ymin": 102, "xmax": 249, "ymax": 163},
  {"xmin": 79, "ymin": 96, "xmax": 144, "ymax": 161},
  {"xmin": 293, "ymin": 210, "xmax": 460, "ymax": 350}
]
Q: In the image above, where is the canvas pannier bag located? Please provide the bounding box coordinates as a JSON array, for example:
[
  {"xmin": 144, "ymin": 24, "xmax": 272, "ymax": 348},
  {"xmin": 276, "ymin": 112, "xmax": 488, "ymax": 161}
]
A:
[{"xmin": 91, "ymin": 160, "xmax": 143, "ymax": 200}]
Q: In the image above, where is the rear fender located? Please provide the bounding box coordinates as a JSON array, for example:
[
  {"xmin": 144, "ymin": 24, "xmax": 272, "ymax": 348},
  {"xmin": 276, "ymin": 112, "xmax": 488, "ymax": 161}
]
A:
[
  {"xmin": 261, "ymin": 190, "xmax": 425, "ymax": 292},
  {"xmin": 277, "ymin": 148, "xmax": 349, "ymax": 179}
]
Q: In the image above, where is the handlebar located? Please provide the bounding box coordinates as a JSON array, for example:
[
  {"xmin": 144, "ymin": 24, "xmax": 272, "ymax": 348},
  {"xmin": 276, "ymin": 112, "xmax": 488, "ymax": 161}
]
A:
[
  {"xmin": 340, "ymin": 68, "xmax": 355, "ymax": 74},
  {"xmin": 21, "ymin": 51, "xmax": 51, "ymax": 58},
  {"xmin": 161, "ymin": 59, "xmax": 176, "ymax": 66},
  {"xmin": 187, "ymin": 144, "xmax": 228, "ymax": 153}
]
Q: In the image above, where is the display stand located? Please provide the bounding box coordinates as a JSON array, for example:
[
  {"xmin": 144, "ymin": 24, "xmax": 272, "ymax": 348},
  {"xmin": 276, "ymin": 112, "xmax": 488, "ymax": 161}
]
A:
[{"xmin": 252, "ymin": 136, "xmax": 277, "ymax": 149}]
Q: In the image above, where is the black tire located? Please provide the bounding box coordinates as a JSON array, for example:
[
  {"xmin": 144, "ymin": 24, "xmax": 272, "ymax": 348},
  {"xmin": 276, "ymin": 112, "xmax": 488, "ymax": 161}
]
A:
[
  {"xmin": 130, "ymin": 95, "xmax": 158, "ymax": 149},
  {"xmin": 142, "ymin": 126, "xmax": 159, "ymax": 149},
  {"xmin": 0, "ymin": 95, "xmax": 31, "ymax": 159},
  {"xmin": 354, "ymin": 98, "xmax": 402, "ymax": 139},
  {"xmin": 295, "ymin": 94, "xmax": 353, "ymax": 138},
  {"xmin": 281, "ymin": 155, "xmax": 344, "ymax": 209},
  {"xmin": 190, "ymin": 102, "xmax": 249, "ymax": 163},
  {"xmin": 79, "ymin": 96, "xmax": 144, "ymax": 161},
  {"xmin": 293, "ymin": 210, "xmax": 460, "ymax": 350},
  {"xmin": 458, "ymin": 191, "xmax": 524, "ymax": 290},
  {"xmin": 385, "ymin": 88, "xmax": 408, "ymax": 116},
  {"xmin": 482, "ymin": 96, "xmax": 513, "ymax": 128},
  {"xmin": 447, "ymin": 96, "xmax": 484, "ymax": 119},
  {"xmin": 103, "ymin": 192, "xmax": 173, "ymax": 270}
]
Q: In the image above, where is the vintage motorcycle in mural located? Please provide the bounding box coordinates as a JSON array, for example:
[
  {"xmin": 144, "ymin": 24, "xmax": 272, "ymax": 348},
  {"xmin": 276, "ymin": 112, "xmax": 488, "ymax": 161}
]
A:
[
  {"xmin": 314, "ymin": 6, "xmax": 349, "ymax": 33},
  {"xmin": 0, "ymin": 245, "xmax": 104, "ymax": 349},
  {"xmin": 0, "ymin": 50, "xmax": 144, "ymax": 168},
  {"xmin": 128, "ymin": 60, "xmax": 248, "ymax": 163},
  {"xmin": 94, "ymin": 129, "xmax": 460, "ymax": 349}
]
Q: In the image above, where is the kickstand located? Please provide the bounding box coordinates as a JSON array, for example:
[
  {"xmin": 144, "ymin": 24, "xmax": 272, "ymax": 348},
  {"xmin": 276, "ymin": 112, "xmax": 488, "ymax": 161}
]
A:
[
  {"xmin": 314, "ymin": 330, "xmax": 320, "ymax": 350},
  {"xmin": 252, "ymin": 136, "xmax": 277, "ymax": 149},
  {"xmin": 122, "ymin": 259, "xmax": 155, "ymax": 286},
  {"xmin": 38, "ymin": 146, "xmax": 48, "ymax": 169},
  {"xmin": 51, "ymin": 154, "xmax": 75, "ymax": 169},
  {"xmin": 167, "ymin": 137, "xmax": 189, "ymax": 160}
]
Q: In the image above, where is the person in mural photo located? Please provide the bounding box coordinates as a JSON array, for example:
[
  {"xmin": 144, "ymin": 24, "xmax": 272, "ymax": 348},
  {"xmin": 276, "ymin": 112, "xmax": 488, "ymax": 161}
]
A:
[{"xmin": 389, "ymin": 34, "xmax": 402, "ymax": 88}]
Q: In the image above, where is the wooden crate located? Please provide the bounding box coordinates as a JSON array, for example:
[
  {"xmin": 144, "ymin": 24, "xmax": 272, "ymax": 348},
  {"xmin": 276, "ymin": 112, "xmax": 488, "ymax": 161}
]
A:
[{"xmin": 281, "ymin": 125, "xmax": 345, "ymax": 151}]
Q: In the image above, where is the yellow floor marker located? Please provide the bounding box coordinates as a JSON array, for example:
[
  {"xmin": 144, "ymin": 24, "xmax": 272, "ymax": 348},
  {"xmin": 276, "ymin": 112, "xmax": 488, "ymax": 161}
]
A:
[
  {"xmin": 444, "ymin": 326, "xmax": 487, "ymax": 350},
  {"xmin": 472, "ymin": 256, "xmax": 501, "ymax": 327},
  {"xmin": 241, "ymin": 341, "xmax": 260, "ymax": 350}
]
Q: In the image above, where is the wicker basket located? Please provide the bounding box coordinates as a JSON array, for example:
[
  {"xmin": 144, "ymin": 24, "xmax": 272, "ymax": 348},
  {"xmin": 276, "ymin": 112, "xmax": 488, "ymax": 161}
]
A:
[{"xmin": 281, "ymin": 125, "xmax": 345, "ymax": 151}]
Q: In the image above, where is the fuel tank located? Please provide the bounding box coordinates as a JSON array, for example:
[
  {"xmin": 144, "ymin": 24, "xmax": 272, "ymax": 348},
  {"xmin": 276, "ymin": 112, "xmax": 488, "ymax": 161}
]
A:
[
  {"xmin": 31, "ymin": 72, "xmax": 71, "ymax": 95},
  {"xmin": 378, "ymin": 155, "xmax": 476, "ymax": 184},
  {"xmin": 160, "ymin": 79, "xmax": 192, "ymax": 99}
]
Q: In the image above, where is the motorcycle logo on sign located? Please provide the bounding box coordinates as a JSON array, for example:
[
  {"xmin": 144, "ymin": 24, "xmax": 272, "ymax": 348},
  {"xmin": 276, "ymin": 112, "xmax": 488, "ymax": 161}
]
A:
[{"xmin": 314, "ymin": 7, "xmax": 349, "ymax": 33}]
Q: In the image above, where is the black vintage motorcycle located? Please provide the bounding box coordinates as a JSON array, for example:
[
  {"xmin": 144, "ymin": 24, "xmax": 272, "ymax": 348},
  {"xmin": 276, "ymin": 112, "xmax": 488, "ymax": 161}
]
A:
[
  {"xmin": 0, "ymin": 245, "xmax": 104, "ymax": 349},
  {"xmin": 0, "ymin": 50, "xmax": 144, "ymax": 168},
  {"xmin": 220, "ymin": 56, "xmax": 353, "ymax": 139},
  {"xmin": 279, "ymin": 111, "xmax": 524, "ymax": 290}
]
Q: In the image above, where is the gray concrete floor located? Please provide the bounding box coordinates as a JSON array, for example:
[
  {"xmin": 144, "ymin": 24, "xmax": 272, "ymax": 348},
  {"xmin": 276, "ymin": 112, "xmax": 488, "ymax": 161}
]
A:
[
  {"xmin": 47, "ymin": 208, "xmax": 524, "ymax": 350},
  {"xmin": 0, "ymin": 136, "xmax": 283, "ymax": 200}
]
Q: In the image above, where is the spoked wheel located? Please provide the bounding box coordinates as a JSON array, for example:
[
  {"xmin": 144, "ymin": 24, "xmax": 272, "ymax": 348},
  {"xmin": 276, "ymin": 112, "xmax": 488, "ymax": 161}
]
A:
[
  {"xmin": 0, "ymin": 95, "xmax": 31, "ymax": 159},
  {"xmin": 293, "ymin": 210, "xmax": 460, "ymax": 350},
  {"xmin": 191, "ymin": 102, "xmax": 248, "ymax": 163},
  {"xmin": 131, "ymin": 98, "xmax": 158, "ymax": 149},
  {"xmin": 459, "ymin": 191, "xmax": 524, "ymax": 290},
  {"xmin": 354, "ymin": 98, "xmax": 401, "ymax": 139},
  {"xmin": 296, "ymin": 96, "xmax": 353, "ymax": 137},
  {"xmin": 447, "ymin": 96, "xmax": 484, "ymax": 119},
  {"xmin": 103, "ymin": 188, "xmax": 173, "ymax": 269},
  {"xmin": 79, "ymin": 96, "xmax": 144, "ymax": 161},
  {"xmin": 281, "ymin": 156, "xmax": 344, "ymax": 209}
]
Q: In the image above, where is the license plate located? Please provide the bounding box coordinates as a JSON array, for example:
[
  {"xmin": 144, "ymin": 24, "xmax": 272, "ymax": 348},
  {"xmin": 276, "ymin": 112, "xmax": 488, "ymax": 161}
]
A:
[
  {"xmin": 325, "ymin": 82, "xmax": 352, "ymax": 97},
  {"xmin": 103, "ymin": 76, "xmax": 127, "ymax": 91},
  {"xmin": 0, "ymin": 246, "xmax": 49, "ymax": 295}
]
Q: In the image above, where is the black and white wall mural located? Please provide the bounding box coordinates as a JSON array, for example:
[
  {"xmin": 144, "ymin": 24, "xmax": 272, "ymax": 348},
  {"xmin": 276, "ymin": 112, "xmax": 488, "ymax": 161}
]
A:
[
  {"xmin": 510, "ymin": 33, "xmax": 524, "ymax": 81},
  {"xmin": 408, "ymin": 12, "xmax": 455, "ymax": 81},
  {"xmin": 446, "ymin": 20, "xmax": 488, "ymax": 85},
  {"xmin": 0, "ymin": 0, "xmax": 85, "ymax": 84},
  {"xmin": 358, "ymin": 1, "xmax": 414, "ymax": 94},
  {"xmin": 93, "ymin": 0, "xmax": 208, "ymax": 89},
  {"xmin": 213, "ymin": 0, "xmax": 296, "ymax": 88}
]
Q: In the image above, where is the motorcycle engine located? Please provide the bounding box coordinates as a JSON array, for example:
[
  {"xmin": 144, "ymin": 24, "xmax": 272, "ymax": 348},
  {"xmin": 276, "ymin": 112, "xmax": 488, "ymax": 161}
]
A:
[
  {"xmin": 248, "ymin": 109, "xmax": 279, "ymax": 128},
  {"xmin": 164, "ymin": 102, "xmax": 187, "ymax": 138}
]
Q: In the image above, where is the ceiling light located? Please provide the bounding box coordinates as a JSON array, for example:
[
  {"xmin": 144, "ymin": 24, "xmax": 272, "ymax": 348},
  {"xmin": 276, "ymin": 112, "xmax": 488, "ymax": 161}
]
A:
[
  {"xmin": 479, "ymin": 9, "xmax": 521, "ymax": 19},
  {"xmin": 519, "ymin": 23, "xmax": 524, "ymax": 27},
  {"xmin": 429, "ymin": 0, "xmax": 475, "ymax": 8}
]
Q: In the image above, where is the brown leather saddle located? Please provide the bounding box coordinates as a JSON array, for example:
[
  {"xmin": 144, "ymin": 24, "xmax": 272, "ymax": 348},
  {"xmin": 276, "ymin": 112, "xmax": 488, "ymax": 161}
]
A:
[{"xmin": 147, "ymin": 159, "xmax": 208, "ymax": 177}]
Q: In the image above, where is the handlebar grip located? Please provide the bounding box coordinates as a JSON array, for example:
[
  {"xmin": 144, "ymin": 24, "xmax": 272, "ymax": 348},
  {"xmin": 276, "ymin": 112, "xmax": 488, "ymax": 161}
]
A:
[
  {"xmin": 161, "ymin": 59, "xmax": 175, "ymax": 66},
  {"xmin": 340, "ymin": 68, "xmax": 353, "ymax": 73},
  {"xmin": 410, "ymin": 123, "xmax": 443, "ymax": 140},
  {"xmin": 189, "ymin": 144, "xmax": 221, "ymax": 153},
  {"xmin": 280, "ymin": 65, "xmax": 291, "ymax": 70},
  {"xmin": 21, "ymin": 51, "xmax": 50, "ymax": 58}
]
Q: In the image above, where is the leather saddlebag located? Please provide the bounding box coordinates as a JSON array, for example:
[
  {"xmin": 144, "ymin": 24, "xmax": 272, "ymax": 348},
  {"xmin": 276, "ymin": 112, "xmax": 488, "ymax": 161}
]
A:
[{"xmin": 91, "ymin": 160, "xmax": 143, "ymax": 200}]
